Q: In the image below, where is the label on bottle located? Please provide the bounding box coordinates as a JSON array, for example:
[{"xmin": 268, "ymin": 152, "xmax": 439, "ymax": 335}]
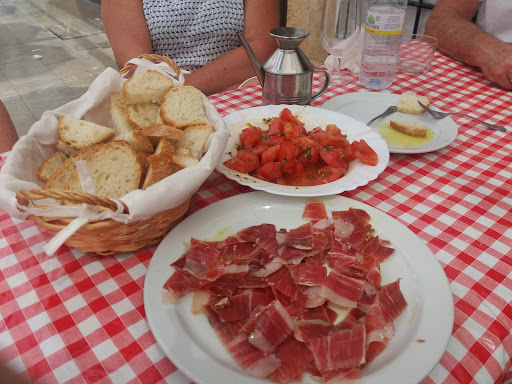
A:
[{"xmin": 364, "ymin": 10, "xmax": 406, "ymax": 35}]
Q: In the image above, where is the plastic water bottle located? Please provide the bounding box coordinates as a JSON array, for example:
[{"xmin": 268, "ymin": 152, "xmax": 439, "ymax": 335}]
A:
[{"xmin": 359, "ymin": 0, "xmax": 407, "ymax": 90}]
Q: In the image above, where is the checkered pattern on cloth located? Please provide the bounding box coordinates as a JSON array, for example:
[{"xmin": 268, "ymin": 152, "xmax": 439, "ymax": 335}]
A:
[{"xmin": 1, "ymin": 51, "xmax": 511, "ymax": 383}]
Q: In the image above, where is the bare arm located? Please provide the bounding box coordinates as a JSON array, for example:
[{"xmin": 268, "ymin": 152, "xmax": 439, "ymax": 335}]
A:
[
  {"xmin": 184, "ymin": 0, "xmax": 280, "ymax": 95},
  {"xmin": 425, "ymin": 0, "xmax": 512, "ymax": 90},
  {"xmin": 0, "ymin": 101, "xmax": 18, "ymax": 153},
  {"xmin": 102, "ymin": 0, "xmax": 153, "ymax": 70}
]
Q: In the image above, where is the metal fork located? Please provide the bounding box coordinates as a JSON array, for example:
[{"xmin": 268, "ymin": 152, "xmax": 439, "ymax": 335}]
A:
[
  {"xmin": 367, "ymin": 106, "xmax": 398, "ymax": 125},
  {"xmin": 418, "ymin": 101, "xmax": 507, "ymax": 132}
]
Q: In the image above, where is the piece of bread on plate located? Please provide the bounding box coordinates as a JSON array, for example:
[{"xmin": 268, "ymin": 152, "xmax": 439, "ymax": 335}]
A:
[
  {"xmin": 126, "ymin": 102, "xmax": 161, "ymax": 130},
  {"xmin": 389, "ymin": 120, "xmax": 428, "ymax": 137},
  {"xmin": 59, "ymin": 116, "xmax": 116, "ymax": 150},
  {"xmin": 160, "ymin": 86, "xmax": 208, "ymax": 128},
  {"xmin": 121, "ymin": 70, "xmax": 174, "ymax": 105},
  {"xmin": 173, "ymin": 124, "xmax": 214, "ymax": 159},
  {"xmin": 142, "ymin": 138, "xmax": 175, "ymax": 189},
  {"xmin": 37, "ymin": 151, "xmax": 68, "ymax": 182},
  {"xmin": 65, "ymin": 141, "xmax": 141, "ymax": 199},
  {"xmin": 397, "ymin": 93, "xmax": 431, "ymax": 114}
]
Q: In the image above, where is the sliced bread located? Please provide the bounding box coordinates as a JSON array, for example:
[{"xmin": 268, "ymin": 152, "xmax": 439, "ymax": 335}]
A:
[
  {"xmin": 65, "ymin": 141, "xmax": 141, "ymax": 199},
  {"xmin": 59, "ymin": 116, "xmax": 116, "ymax": 150},
  {"xmin": 37, "ymin": 151, "xmax": 68, "ymax": 182},
  {"xmin": 172, "ymin": 147, "xmax": 199, "ymax": 172},
  {"xmin": 160, "ymin": 86, "xmax": 208, "ymax": 128},
  {"xmin": 121, "ymin": 70, "xmax": 174, "ymax": 105},
  {"xmin": 114, "ymin": 130, "xmax": 154, "ymax": 153},
  {"xmin": 397, "ymin": 93, "xmax": 431, "ymax": 114},
  {"xmin": 173, "ymin": 124, "xmax": 214, "ymax": 159},
  {"xmin": 44, "ymin": 145, "xmax": 100, "ymax": 190},
  {"xmin": 141, "ymin": 124, "xmax": 185, "ymax": 141},
  {"xmin": 142, "ymin": 138, "xmax": 176, "ymax": 189},
  {"xmin": 111, "ymin": 92, "xmax": 135, "ymax": 135},
  {"xmin": 126, "ymin": 102, "xmax": 161, "ymax": 129},
  {"xmin": 56, "ymin": 140, "xmax": 78, "ymax": 157},
  {"xmin": 389, "ymin": 120, "xmax": 428, "ymax": 137}
]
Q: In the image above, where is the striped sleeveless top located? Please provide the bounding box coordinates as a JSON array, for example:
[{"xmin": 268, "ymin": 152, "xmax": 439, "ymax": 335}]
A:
[{"xmin": 142, "ymin": 0, "xmax": 245, "ymax": 71}]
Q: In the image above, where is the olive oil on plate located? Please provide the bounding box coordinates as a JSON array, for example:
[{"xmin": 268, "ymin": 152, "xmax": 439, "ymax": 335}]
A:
[{"xmin": 378, "ymin": 123, "xmax": 435, "ymax": 148}]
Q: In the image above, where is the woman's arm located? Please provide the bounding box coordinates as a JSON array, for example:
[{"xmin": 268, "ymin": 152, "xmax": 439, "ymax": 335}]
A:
[
  {"xmin": 102, "ymin": 0, "xmax": 153, "ymax": 70},
  {"xmin": 184, "ymin": 0, "xmax": 280, "ymax": 95},
  {"xmin": 0, "ymin": 101, "xmax": 18, "ymax": 153},
  {"xmin": 425, "ymin": 0, "xmax": 512, "ymax": 90}
]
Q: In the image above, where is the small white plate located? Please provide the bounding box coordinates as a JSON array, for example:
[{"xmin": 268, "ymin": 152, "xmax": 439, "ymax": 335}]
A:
[
  {"xmin": 216, "ymin": 105, "xmax": 389, "ymax": 197},
  {"xmin": 144, "ymin": 191, "xmax": 454, "ymax": 384},
  {"xmin": 320, "ymin": 92, "xmax": 458, "ymax": 154}
]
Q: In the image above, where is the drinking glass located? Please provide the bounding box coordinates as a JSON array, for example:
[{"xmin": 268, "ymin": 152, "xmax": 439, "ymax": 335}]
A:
[{"xmin": 320, "ymin": 0, "xmax": 362, "ymax": 86}]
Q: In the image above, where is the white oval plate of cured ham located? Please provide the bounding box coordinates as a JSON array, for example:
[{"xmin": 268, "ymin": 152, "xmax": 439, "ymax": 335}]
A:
[
  {"xmin": 144, "ymin": 191, "xmax": 454, "ymax": 384},
  {"xmin": 216, "ymin": 105, "xmax": 389, "ymax": 197}
]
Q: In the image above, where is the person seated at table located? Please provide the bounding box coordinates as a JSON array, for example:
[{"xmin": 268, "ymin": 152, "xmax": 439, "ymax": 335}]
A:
[
  {"xmin": 425, "ymin": 0, "xmax": 512, "ymax": 90},
  {"xmin": 0, "ymin": 100, "xmax": 18, "ymax": 153},
  {"xmin": 102, "ymin": 0, "xmax": 280, "ymax": 96}
]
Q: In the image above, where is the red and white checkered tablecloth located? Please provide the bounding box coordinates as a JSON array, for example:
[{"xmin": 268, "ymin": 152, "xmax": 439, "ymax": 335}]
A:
[{"xmin": 1, "ymin": 52, "xmax": 511, "ymax": 384}]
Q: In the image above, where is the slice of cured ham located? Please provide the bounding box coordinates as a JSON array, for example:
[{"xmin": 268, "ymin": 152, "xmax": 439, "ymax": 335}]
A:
[
  {"xmin": 309, "ymin": 323, "xmax": 366, "ymax": 372},
  {"xmin": 268, "ymin": 337, "xmax": 314, "ymax": 384},
  {"xmin": 248, "ymin": 300, "xmax": 294, "ymax": 353},
  {"xmin": 164, "ymin": 199, "xmax": 407, "ymax": 384},
  {"xmin": 302, "ymin": 200, "xmax": 328, "ymax": 222},
  {"xmin": 319, "ymin": 270, "xmax": 365, "ymax": 307}
]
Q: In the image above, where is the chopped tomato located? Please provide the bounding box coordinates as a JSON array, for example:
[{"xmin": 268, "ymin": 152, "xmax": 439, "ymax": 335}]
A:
[
  {"xmin": 342, "ymin": 145, "xmax": 357, "ymax": 162},
  {"xmin": 278, "ymin": 141, "xmax": 300, "ymax": 162},
  {"xmin": 320, "ymin": 148, "xmax": 348, "ymax": 170},
  {"xmin": 224, "ymin": 150, "xmax": 260, "ymax": 173},
  {"xmin": 255, "ymin": 162, "xmax": 282, "ymax": 182},
  {"xmin": 293, "ymin": 137, "xmax": 321, "ymax": 165},
  {"xmin": 261, "ymin": 145, "xmax": 281, "ymax": 164},
  {"xmin": 279, "ymin": 108, "xmax": 304, "ymax": 126},
  {"xmin": 267, "ymin": 117, "xmax": 285, "ymax": 136},
  {"xmin": 312, "ymin": 166, "xmax": 345, "ymax": 185},
  {"xmin": 240, "ymin": 126, "xmax": 263, "ymax": 149},
  {"xmin": 352, "ymin": 140, "xmax": 378, "ymax": 166},
  {"xmin": 325, "ymin": 124, "xmax": 342, "ymax": 135},
  {"xmin": 284, "ymin": 121, "xmax": 307, "ymax": 140},
  {"xmin": 262, "ymin": 135, "xmax": 287, "ymax": 147},
  {"xmin": 280, "ymin": 158, "xmax": 303, "ymax": 175}
]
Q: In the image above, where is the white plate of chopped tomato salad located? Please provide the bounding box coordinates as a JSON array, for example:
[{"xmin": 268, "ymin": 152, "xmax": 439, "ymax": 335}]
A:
[
  {"xmin": 144, "ymin": 192, "xmax": 454, "ymax": 384},
  {"xmin": 216, "ymin": 105, "xmax": 389, "ymax": 197}
]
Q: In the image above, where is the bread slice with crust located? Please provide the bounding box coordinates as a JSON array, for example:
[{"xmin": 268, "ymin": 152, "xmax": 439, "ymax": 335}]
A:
[
  {"xmin": 56, "ymin": 140, "xmax": 78, "ymax": 157},
  {"xmin": 160, "ymin": 86, "xmax": 208, "ymax": 128},
  {"xmin": 44, "ymin": 145, "xmax": 101, "ymax": 190},
  {"xmin": 126, "ymin": 102, "xmax": 161, "ymax": 129},
  {"xmin": 142, "ymin": 138, "xmax": 175, "ymax": 189},
  {"xmin": 397, "ymin": 93, "xmax": 431, "ymax": 114},
  {"xmin": 59, "ymin": 116, "xmax": 115, "ymax": 150},
  {"xmin": 37, "ymin": 151, "xmax": 68, "ymax": 182},
  {"xmin": 173, "ymin": 124, "xmax": 214, "ymax": 159},
  {"xmin": 121, "ymin": 70, "xmax": 174, "ymax": 105},
  {"xmin": 389, "ymin": 120, "xmax": 428, "ymax": 137},
  {"xmin": 172, "ymin": 147, "xmax": 199, "ymax": 173},
  {"xmin": 110, "ymin": 92, "xmax": 154, "ymax": 153},
  {"xmin": 65, "ymin": 141, "xmax": 141, "ymax": 199}
]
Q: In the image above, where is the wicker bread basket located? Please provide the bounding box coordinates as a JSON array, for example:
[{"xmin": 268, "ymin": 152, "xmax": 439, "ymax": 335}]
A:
[{"xmin": 12, "ymin": 55, "xmax": 210, "ymax": 256}]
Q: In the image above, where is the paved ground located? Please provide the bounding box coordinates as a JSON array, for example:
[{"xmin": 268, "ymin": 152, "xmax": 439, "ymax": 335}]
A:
[{"xmin": 0, "ymin": 0, "xmax": 115, "ymax": 137}]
